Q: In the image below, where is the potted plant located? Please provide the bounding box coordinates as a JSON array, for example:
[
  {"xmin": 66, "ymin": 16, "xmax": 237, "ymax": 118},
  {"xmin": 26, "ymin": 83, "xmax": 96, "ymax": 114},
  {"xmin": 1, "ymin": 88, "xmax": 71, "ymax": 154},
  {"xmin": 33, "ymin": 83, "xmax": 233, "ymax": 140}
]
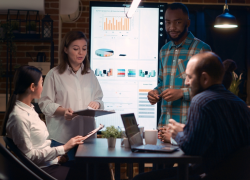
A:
[
  {"xmin": 26, "ymin": 21, "xmax": 36, "ymax": 34},
  {"xmin": 11, "ymin": 21, "xmax": 20, "ymax": 34},
  {"xmin": 102, "ymin": 126, "xmax": 122, "ymax": 148},
  {"xmin": 229, "ymin": 71, "xmax": 242, "ymax": 96}
]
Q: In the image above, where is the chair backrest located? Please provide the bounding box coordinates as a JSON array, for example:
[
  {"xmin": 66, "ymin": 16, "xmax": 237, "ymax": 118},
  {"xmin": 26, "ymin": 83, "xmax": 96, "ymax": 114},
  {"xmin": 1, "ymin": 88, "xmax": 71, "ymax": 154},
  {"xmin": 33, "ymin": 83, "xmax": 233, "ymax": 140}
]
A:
[
  {"xmin": 0, "ymin": 142, "xmax": 42, "ymax": 180},
  {"xmin": 3, "ymin": 136, "xmax": 57, "ymax": 180},
  {"xmin": 204, "ymin": 145, "xmax": 250, "ymax": 180}
]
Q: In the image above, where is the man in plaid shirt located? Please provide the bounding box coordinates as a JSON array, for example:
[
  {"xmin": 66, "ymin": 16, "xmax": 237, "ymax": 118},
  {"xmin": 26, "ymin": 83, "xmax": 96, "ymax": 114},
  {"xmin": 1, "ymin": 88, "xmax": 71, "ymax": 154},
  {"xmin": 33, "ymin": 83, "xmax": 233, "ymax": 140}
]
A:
[{"xmin": 148, "ymin": 3, "xmax": 211, "ymax": 137}]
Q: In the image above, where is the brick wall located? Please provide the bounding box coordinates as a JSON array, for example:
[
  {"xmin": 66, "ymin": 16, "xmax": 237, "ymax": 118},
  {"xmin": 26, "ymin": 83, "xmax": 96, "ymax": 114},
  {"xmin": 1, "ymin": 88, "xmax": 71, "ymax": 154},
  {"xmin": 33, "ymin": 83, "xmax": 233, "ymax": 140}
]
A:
[
  {"xmin": 0, "ymin": 0, "xmax": 250, "ymax": 129},
  {"xmin": 61, "ymin": 0, "xmax": 250, "ymax": 39},
  {"xmin": 0, "ymin": 0, "xmax": 59, "ymax": 93},
  {"xmin": 1, "ymin": 0, "xmax": 250, "ymax": 92},
  {"xmin": 0, "ymin": 0, "xmax": 59, "ymax": 130}
]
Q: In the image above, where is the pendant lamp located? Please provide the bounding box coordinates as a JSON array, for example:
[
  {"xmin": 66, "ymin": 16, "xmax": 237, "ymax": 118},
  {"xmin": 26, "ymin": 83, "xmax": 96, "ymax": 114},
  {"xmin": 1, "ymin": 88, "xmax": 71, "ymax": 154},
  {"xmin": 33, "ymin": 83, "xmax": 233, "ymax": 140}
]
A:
[{"xmin": 214, "ymin": 1, "xmax": 238, "ymax": 28}]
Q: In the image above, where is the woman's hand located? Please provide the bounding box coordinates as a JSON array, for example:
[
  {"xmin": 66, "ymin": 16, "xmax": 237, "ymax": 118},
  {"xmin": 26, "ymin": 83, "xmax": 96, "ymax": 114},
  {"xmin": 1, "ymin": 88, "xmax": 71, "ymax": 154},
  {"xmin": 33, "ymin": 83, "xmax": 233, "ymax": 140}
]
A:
[
  {"xmin": 88, "ymin": 101, "xmax": 100, "ymax": 109},
  {"xmin": 63, "ymin": 136, "xmax": 86, "ymax": 153},
  {"xmin": 64, "ymin": 108, "xmax": 78, "ymax": 120}
]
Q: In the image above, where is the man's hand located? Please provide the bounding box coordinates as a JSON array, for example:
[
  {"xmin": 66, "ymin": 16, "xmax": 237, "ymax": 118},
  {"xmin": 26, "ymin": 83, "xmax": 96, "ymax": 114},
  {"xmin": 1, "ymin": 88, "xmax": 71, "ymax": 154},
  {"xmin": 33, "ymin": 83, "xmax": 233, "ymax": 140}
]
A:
[
  {"xmin": 64, "ymin": 108, "xmax": 78, "ymax": 120},
  {"xmin": 148, "ymin": 90, "xmax": 160, "ymax": 105},
  {"xmin": 160, "ymin": 89, "xmax": 183, "ymax": 102},
  {"xmin": 158, "ymin": 126, "xmax": 171, "ymax": 143},
  {"xmin": 168, "ymin": 119, "xmax": 185, "ymax": 139},
  {"xmin": 88, "ymin": 101, "xmax": 100, "ymax": 109}
]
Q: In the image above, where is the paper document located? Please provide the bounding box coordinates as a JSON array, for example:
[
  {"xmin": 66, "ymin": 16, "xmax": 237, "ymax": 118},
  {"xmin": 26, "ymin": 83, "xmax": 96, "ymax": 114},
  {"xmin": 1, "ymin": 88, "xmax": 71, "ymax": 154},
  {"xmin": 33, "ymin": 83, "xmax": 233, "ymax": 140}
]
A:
[{"xmin": 87, "ymin": 106, "xmax": 95, "ymax": 110}]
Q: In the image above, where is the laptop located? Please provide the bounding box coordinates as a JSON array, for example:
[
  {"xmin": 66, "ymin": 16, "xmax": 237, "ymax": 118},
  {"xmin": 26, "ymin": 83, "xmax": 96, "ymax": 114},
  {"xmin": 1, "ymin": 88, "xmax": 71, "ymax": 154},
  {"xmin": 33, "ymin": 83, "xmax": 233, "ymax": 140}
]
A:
[{"xmin": 121, "ymin": 113, "xmax": 179, "ymax": 153}]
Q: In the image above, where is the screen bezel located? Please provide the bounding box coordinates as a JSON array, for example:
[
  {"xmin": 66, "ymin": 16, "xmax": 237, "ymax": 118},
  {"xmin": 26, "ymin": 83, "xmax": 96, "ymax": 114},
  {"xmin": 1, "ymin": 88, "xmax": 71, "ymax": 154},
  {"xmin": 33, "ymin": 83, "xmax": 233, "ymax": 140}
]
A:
[{"xmin": 121, "ymin": 113, "xmax": 143, "ymax": 148}]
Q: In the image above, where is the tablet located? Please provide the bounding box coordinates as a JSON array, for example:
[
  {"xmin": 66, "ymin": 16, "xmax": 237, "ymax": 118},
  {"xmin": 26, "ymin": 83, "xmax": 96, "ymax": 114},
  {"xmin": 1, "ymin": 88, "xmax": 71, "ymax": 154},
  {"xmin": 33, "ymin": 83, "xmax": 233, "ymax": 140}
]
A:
[{"xmin": 83, "ymin": 124, "xmax": 105, "ymax": 141}]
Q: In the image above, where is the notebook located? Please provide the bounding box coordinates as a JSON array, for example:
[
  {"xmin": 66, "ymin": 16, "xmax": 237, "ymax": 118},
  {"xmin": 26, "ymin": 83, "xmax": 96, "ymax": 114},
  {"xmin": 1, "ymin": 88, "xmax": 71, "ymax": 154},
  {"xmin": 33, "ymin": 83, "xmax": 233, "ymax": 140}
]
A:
[{"xmin": 121, "ymin": 113, "xmax": 179, "ymax": 153}]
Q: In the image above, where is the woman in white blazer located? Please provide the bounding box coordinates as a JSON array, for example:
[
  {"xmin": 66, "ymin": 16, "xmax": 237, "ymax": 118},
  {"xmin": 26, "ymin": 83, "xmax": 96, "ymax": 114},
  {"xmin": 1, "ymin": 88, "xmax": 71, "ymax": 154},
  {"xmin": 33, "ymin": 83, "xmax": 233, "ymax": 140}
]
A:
[{"xmin": 38, "ymin": 31, "xmax": 104, "ymax": 160}]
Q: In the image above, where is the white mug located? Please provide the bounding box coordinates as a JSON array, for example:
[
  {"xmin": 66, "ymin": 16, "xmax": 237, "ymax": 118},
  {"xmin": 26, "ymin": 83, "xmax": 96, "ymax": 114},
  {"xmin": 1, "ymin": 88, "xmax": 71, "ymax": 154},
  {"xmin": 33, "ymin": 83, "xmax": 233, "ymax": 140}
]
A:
[
  {"xmin": 138, "ymin": 126, "xmax": 144, "ymax": 139},
  {"xmin": 122, "ymin": 138, "xmax": 130, "ymax": 148},
  {"xmin": 144, "ymin": 130, "xmax": 158, "ymax": 145}
]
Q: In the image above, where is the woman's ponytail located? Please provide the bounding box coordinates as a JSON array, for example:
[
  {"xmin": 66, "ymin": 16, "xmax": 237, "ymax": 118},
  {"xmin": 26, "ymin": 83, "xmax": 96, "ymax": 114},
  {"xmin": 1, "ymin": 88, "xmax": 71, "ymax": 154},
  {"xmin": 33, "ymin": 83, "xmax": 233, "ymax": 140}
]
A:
[{"xmin": 1, "ymin": 94, "xmax": 17, "ymax": 135}]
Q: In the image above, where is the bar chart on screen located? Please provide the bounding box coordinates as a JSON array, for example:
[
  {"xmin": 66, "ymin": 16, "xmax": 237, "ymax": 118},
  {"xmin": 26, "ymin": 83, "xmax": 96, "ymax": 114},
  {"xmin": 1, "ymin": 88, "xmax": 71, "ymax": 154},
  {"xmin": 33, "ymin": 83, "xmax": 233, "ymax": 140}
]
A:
[
  {"xmin": 103, "ymin": 17, "xmax": 130, "ymax": 31},
  {"xmin": 90, "ymin": 5, "xmax": 160, "ymax": 131}
]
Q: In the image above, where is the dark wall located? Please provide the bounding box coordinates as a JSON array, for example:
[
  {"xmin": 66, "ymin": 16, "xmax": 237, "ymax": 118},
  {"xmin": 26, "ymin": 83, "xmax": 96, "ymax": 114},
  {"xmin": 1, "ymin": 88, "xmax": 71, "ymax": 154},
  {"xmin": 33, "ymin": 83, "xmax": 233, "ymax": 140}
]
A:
[{"xmin": 186, "ymin": 5, "xmax": 250, "ymax": 102}]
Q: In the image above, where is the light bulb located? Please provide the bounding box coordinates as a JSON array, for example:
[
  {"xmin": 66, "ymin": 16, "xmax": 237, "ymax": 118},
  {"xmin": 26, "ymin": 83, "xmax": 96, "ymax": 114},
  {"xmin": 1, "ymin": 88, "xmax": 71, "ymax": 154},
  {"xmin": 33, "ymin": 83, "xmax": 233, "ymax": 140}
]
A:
[
  {"xmin": 214, "ymin": 24, "xmax": 238, "ymax": 28},
  {"xmin": 126, "ymin": 0, "xmax": 141, "ymax": 18}
]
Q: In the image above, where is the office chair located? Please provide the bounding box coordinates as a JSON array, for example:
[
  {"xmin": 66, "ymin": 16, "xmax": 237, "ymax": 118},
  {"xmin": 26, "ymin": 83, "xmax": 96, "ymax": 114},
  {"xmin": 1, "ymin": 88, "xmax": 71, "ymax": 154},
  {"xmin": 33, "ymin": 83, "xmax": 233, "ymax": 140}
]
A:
[
  {"xmin": 3, "ymin": 136, "xmax": 57, "ymax": 180},
  {"xmin": 0, "ymin": 142, "xmax": 42, "ymax": 180},
  {"xmin": 203, "ymin": 145, "xmax": 250, "ymax": 180}
]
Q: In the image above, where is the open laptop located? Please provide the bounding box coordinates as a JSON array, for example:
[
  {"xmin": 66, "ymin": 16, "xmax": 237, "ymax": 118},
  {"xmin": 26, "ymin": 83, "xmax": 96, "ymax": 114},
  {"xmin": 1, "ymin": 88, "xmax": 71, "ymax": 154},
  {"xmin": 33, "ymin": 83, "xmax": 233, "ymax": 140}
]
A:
[{"xmin": 121, "ymin": 113, "xmax": 179, "ymax": 153}]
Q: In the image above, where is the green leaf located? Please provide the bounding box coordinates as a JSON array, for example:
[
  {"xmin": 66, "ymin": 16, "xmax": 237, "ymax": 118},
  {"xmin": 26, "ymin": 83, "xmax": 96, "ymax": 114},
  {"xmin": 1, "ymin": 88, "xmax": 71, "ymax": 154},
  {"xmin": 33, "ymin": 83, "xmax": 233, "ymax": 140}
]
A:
[
  {"xmin": 229, "ymin": 71, "xmax": 242, "ymax": 96},
  {"xmin": 101, "ymin": 125, "xmax": 122, "ymax": 138}
]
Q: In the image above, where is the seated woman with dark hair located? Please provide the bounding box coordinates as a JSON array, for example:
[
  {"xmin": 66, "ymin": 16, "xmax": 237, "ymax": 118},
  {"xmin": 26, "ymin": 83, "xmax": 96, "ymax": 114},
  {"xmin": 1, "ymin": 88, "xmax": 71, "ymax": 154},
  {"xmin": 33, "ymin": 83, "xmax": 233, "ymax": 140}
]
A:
[
  {"xmin": 222, "ymin": 59, "xmax": 237, "ymax": 89},
  {"xmin": 1, "ymin": 65, "xmax": 86, "ymax": 180}
]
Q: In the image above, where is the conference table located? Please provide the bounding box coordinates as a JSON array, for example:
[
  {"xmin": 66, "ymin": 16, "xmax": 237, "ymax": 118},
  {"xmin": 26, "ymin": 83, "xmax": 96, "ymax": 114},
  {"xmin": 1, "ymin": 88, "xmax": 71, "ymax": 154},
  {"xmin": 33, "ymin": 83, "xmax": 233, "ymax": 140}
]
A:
[{"xmin": 75, "ymin": 139, "xmax": 202, "ymax": 180}]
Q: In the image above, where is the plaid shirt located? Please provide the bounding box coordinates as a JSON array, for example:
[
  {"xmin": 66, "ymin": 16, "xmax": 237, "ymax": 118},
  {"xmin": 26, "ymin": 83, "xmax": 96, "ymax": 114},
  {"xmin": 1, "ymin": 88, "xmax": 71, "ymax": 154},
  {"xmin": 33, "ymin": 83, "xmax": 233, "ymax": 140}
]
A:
[{"xmin": 155, "ymin": 32, "xmax": 211, "ymax": 127}]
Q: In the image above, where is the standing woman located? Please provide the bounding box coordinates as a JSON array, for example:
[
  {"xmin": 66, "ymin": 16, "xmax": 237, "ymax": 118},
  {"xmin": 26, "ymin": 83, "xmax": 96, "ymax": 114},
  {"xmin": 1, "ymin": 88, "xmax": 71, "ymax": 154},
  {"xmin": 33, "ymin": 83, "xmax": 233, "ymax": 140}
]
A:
[{"xmin": 38, "ymin": 31, "xmax": 104, "ymax": 160}]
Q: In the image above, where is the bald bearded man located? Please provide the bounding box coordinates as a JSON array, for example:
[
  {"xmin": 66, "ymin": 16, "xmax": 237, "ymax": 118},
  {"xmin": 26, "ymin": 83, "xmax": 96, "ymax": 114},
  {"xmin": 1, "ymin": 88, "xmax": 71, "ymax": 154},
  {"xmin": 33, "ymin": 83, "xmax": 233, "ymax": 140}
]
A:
[{"xmin": 133, "ymin": 52, "xmax": 250, "ymax": 180}]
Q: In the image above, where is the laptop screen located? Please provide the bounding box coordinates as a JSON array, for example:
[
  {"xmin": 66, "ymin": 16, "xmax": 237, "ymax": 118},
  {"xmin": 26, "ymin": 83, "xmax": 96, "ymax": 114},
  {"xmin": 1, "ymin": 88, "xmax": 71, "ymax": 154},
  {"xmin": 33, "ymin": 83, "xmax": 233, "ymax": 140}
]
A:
[{"xmin": 121, "ymin": 113, "xmax": 143, "ymax": 147}]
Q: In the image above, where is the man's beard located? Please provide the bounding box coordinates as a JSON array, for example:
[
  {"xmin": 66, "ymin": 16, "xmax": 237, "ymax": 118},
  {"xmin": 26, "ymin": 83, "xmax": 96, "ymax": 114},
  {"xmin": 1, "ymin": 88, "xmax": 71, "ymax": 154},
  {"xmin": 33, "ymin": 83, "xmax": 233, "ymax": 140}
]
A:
[
  {"xmin": 167, "ymin": 24, "xmax": 188, "ymax": 43},
  {"xmin": 190, "ymin": 78, "xmax": 205, "ymax": 99}
]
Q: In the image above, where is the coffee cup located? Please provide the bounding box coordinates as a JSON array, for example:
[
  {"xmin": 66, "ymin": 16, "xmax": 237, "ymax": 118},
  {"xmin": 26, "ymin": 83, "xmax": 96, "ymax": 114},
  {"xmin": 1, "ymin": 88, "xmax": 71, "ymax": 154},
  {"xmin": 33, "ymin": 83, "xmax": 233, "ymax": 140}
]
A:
[
  {"xmin": 138, "ymin": 126, "xmax": 144, "ymax": 139},
  {"xmin": 121, "ymin": 138, "xmax": 130, "ymax": 148},
  {"xmin": 144, "ymin": 130, "xmax": 158, "ymax": 145},
  {"xmin": 124, "ymin": 138, "xmax": 130, "ymax": 148}
]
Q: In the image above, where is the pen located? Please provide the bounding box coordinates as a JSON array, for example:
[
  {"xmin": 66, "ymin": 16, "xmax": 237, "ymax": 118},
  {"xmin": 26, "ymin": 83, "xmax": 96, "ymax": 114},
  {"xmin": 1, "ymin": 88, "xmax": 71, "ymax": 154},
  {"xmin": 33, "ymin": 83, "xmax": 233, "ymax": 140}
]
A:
[{"xmin": 118, "ymin": 126, "xmax": 123, "ymax": 132}]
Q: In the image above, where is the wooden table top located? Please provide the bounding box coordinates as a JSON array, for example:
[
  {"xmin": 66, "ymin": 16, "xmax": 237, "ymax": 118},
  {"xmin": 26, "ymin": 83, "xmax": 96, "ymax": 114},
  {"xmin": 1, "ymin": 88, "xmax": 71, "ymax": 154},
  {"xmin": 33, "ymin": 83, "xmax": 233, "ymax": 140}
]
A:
[{"xmin": 75, "ymin": 138, "xmax": 202, "ymax": 164}]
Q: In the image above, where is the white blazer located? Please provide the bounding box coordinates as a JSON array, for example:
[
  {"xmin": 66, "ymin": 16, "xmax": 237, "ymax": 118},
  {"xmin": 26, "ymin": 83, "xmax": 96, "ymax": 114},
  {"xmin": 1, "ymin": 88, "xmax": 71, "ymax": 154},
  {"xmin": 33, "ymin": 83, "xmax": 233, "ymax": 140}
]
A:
[{"xmin": 38, "ymin": 65, "xmax": 104, "ymax": 144}]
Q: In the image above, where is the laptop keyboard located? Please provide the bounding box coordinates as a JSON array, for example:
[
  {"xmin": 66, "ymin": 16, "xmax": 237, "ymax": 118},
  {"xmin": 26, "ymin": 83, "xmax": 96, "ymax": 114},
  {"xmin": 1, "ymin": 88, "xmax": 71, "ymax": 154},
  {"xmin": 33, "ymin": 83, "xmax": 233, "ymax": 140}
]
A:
[{"xmin": 143, "ymin": 144, "xmax": 166, "ymax": 150}]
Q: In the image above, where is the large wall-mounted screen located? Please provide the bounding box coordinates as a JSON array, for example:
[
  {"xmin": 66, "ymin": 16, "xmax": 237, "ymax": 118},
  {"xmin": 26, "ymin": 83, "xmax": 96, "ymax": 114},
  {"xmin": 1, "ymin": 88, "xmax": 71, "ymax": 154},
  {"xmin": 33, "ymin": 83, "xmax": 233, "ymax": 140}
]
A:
[{"xmin": 89, "ymin": 2, "xmax": 167, "ymax": 130}]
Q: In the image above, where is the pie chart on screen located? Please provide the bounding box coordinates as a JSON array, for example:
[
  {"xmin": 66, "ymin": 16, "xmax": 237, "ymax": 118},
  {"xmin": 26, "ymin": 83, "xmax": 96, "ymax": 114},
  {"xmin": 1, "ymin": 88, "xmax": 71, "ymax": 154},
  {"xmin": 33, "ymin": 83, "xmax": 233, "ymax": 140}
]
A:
[{"xmin": 95, "ymin": 49, "xmax": 114, "ymax": 57}]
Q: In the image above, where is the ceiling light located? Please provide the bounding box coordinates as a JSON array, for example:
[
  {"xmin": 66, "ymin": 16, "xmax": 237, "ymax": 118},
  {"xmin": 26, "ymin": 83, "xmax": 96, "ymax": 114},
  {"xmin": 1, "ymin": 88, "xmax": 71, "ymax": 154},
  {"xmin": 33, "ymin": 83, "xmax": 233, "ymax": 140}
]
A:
[
  {"xmin": 126, "ymin": 0, "xmax": 141, "ymax": 18},
  {"xmin": 214, "ymin": 2, "xmax": 238, "ymax": 29}
]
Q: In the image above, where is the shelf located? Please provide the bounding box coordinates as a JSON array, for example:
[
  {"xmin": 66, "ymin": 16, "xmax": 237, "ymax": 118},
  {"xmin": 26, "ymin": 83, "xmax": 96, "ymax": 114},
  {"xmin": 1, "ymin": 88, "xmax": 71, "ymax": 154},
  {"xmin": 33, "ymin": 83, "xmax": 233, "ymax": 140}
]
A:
[
  {"xmin": 1, "ymin": 37, "xmax": 52, "ymax": 42},
  {"xmin": 1, "ymin": 74, "xmax": 14, "ymax": 78},
  {"xmin": 13, "ymin": 38, "xmax": 53, "ymax": 42}
]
